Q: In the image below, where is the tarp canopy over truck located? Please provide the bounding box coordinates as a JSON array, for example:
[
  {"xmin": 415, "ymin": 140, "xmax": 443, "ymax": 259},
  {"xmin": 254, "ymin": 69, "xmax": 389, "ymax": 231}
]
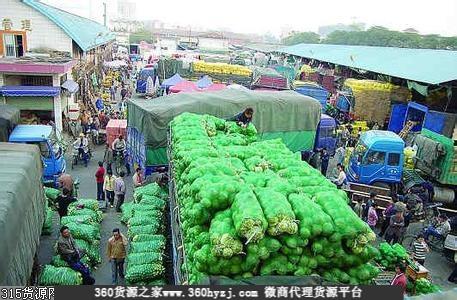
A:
[
  {"xmin": 0, "ymin": 104, "xmax": 20, "ymax": 142},
  {"xmin": 128, "ymin": 89, "xmax": 321, "ymax": 165},
  {"xmin": 0, "ymin": 143, "xmax": 46, "ymax": 285}
]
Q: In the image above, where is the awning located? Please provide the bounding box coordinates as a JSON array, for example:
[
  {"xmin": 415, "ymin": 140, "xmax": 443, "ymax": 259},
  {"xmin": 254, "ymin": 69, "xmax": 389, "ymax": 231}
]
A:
[
  {"xmin": 61, "ymin": 80, "xmax": 79, "ymax": 93},
  {"xmin": 0, "ymin": 86, "xmax": 60, "ymax": 97}
]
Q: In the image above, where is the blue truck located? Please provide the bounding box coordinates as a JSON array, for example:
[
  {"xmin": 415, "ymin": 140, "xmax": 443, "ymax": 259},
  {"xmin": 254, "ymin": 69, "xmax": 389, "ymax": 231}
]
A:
[
  {"xmin": 295, "ymin": 83, "xmax": 329, "ymax": 110},
  {"xmin": 8, "ymin": 125, "xmax": 66, "ymax": 185}
]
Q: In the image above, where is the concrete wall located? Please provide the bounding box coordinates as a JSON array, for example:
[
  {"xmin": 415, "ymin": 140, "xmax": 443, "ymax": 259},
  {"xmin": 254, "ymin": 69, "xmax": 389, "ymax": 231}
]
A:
[{"xmin": 0, "ymin": 0, "xmax": 73, "ymax": 53}]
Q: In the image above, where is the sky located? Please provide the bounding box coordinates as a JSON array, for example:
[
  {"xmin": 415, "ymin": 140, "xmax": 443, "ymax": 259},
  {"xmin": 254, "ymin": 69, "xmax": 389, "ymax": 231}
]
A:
[{"xmin": 43, "ymin": 0, "xmax": 457, "ymax": 37}]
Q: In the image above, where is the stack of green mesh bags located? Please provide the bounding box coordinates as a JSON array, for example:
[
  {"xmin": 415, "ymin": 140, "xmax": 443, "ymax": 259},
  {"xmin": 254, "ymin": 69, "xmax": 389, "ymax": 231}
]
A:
[
  {"xmin": 42, "ymin": 187, "xmax": 60, "ymax": 235},
  {"xmin": 55, "ymin": 199, "xmax": 103, "ymax": 268},
  {"xmin": 374, "ymin": 242, "xmax": 408, "ymax": 270},
  {"xmin": 121, "ymin": 183, "xmax": 168, "ymax": 285},
  {"xmin": 170, "ymin": 113, "xmax": 380, "ymax": 284}
]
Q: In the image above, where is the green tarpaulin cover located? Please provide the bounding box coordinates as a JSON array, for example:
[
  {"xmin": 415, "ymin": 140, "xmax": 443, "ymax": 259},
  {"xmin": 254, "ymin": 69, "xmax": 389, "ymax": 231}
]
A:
[
  {"xmin": 128, "ymin": 89, "xmax": 321, "ymax": 156},
  {"xmin": 0, "ymin": 143, "xmax": 46, "ymax": 285},
  {"xmin": 0, "ymin": 104, "xmax": 20, "ymax": 142}
]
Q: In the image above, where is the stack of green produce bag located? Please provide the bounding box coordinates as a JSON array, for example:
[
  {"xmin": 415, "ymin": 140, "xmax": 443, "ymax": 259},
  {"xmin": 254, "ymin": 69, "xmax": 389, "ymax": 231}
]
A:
[
  {"xmin": 375, "ymin": 242, "xmax": 408, "ymax": 270},
  {"xmin": 124, "ymin": 183, "xmax": 167, "ymax": 285},
  {"xmin": 56, "ymin": 199, "xmax": 103, "ymax": 267},
  {"xmin": 39, "ymin": 265, "xmax": 83, "ymax": 285},
  {"xmin": 414, "ymin": 278, "xmax": 441, "ymax": 295},
  {"xmin": 42, "ymin": 205, "xmax": 54, "ymax": 235},
  {"xmin": 170, "ymin": 113, "xmax": 379, "ymax": 284}
]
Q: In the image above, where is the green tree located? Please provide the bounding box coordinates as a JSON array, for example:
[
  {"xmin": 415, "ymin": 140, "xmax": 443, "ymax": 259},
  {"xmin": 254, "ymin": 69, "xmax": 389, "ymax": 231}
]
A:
[
  {"xmin": 282, "ymin": 31, "xmax": 320, "ymax": 45},
  {"xmin": 129, "ymin": 29, "xmax": 154, "ymax": 44}
]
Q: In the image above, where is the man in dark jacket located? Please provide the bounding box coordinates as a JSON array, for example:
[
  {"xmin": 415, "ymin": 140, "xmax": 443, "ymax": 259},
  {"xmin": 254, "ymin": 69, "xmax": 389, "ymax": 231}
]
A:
[
  {"xmin": 230, "ymin": 108, "xmax": 254, "ymax": 127},
  {"xmin": 57, "ymin": 226, "xmax": 95, "ymax": 285},
  {"xmin": 56, "ymin": 188, "xmax": 77, "ymax": 219}
]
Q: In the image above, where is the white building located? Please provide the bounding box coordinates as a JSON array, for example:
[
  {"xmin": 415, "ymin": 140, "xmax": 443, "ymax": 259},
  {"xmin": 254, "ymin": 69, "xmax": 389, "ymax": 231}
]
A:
[{"xmin": 0, "ymin": 0, "xmax": 115, "ymax": 132}]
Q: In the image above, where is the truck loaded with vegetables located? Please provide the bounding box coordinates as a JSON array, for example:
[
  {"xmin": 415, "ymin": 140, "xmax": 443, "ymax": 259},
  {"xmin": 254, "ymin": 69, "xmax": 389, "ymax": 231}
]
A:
[{"xmin": 169, "ymin": 113, "xmax": 380, "ymax": 284}]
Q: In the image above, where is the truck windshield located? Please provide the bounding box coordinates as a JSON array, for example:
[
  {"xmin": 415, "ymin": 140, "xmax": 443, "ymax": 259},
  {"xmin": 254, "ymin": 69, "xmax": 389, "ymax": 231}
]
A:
[{"xmin": 353, "ymin": 142, "xmax": 367, "ymax": 163}]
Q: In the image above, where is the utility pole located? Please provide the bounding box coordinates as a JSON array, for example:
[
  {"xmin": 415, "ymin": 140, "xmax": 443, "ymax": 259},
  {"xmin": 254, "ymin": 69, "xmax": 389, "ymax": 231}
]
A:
[{"xmin": 103, "ymin": 2, "xmax": 107, "ymax": 27}]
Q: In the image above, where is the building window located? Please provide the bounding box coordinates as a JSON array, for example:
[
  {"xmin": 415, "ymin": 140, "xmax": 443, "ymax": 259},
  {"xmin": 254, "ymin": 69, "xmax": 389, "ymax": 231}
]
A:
[
  {"xmin": 2, "ymin": 33, "xmax": 25, "ymax": 57},
  {"xmin": 388, "ymin": 153, "xmax": 400, "ymax": 166},
  {"xmin": 21, "ymin": 76, "xmax": 53, "ymax": 86}
]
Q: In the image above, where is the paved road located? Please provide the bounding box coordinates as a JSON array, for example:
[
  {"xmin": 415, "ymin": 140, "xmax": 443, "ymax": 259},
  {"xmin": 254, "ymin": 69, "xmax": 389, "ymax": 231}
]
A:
[{"xmin": 38, "ymin": 144, "xmax": 133, "ymax": 285}]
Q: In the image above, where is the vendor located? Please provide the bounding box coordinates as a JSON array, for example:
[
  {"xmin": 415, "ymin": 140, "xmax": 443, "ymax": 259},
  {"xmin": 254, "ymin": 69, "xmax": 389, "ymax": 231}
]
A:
[{"xmin": 230, "ymin": 108, "xmax": 254, "ymax": 128}]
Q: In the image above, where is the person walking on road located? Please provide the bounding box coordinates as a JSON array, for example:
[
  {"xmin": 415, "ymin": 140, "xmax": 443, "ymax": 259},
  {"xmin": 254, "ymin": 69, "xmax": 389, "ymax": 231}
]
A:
[
  {"xmin": 411, "ymin": 234, "xmax": 429, "ymax": 266},
  {"xmin": 391, "ymin": 264, "xmax": 407, "ymax": 294},
  {"xmin": 95, "ymin": 161, "xmax": 105, "ymax": 202},
  {"xmin": 104, "ymin": 169, "xmax": 116, "ymax": 208},
  {"xmin": 385, "ymin": 211, "xmax": 405, "ymax": 244},
  {"xmin": 57, "ymin": 226, "xmax": 95, "ymax": 285},
  {"xmin": 367, "ymin": 203, "xmax": 379, "ymax": 231},
  {"xmin": 114, "ymin": 171, "xmax": 126, "ymax": 212},
  {"xmin": 320, "ymin": 148, "xmax": 330, "ymax": 177},
  {"xmin": 107, "ymin": 228, "xmax": 128, "ymax": 285},
  {"xmin": 103, "ymin": 144, "xmax": 114, "ymax": 173}
]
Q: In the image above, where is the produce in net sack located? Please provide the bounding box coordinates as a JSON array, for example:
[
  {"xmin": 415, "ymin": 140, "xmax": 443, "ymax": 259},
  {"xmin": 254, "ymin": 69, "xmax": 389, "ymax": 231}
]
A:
[
  {"xmin": 60, "ymin": 215, "xmax": 97, "ymax": 226},
  {"xmin": 314, "ymin": 191, "xmax": 374, "ymax": 253},
  {"xmin": 288, "ymin": 193, "xmax": 335, "ymax": 239},
  {"xmin": 125, "ymin": 263, "xmax": 165, "ymax": 284},
  {"xmin": 132, "ymin": 234, "xmax": 166, "ymax": 243},
  {"xmin": 73, "ymin": 239, "xmax": 101, "ymax": 265},
  {"xmin": 136, "ymin": 196, "xmax": 167, "ymax": 211},
  {"xmin": 68, "ymin": 199, "xmax": 100, "ymax": 211},
  {"xmin": 127, "ymin": 252, "xmax": 163, "ymax": 266},
  {"xmin": 134, "ymin": 183, "xmax": 167, "ymax": 202},
  {"xmin": 128, "ymin": 222, "xmax": 163, "ymax": 238},
  {"xmin": 39, "ymin": 265, "xmax": 82, "ymax": 285},
  {"xmin": 120, "ymin": 202, "xmax": 134, "ymax": 224},
  {"xmin": 45, "ymin": 187, "xmax": 61, "ymax": 201},
  {"xmin": 255, "ymin": 188, "xmax": 297, "ymax": 236},
  {"xmin": 42, "ymin": 206, "xmax": 54, "ymax": 235},
  {"xmin": 209, "ymin": 209, "xmax": 243, "ymax": 258},
  {"xmin": 415, "ymin": 278, "xmax": 441, "ymax": 295},
  {"xmin": 129, "ymin": 239, "xmax": 165, "ymax": 254},
  {"xmin": 67, "ymin": 207, "xmax": 103, "ymax": 223},
  {"xmin": 231, "ymin": 187, "xmax": 267, "ymax": 243},
  {"xmin": 128, "ymin": 216, "xmax": 162, "ymax": 227},
  {"xmin": 375, "ymin": 242, "xmax": 408, "ymax": 270},
  {"xmin": 51, "ymin": 255, "xmax": 91, "ymax": 269},
  {"xmin": 65, "ymin": 222, "xmax": 101, "ymax": 241}
]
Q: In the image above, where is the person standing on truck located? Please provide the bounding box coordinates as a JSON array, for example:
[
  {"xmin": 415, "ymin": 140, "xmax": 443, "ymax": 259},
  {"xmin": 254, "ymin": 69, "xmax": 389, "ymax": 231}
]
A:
[
  {"xmin": 104, "ymin": 169, "xmax": 116, "ymax": 208},
  {"xmin": 230, "ymin": 108, "xmax": 254, "ymax": 127},
  {"xmin": 320, "ymin": 148, "xmax": 330, "ymax": 176},
  {"xmin": 107, "ymin": 228, "xmax": 128, "ymax": 285},
  {"xmin": 114, "ymin": 171, "xmax": 126, "ymax": 213},
  {"xmin": 95, "ymin": 161, "xmax": 105, "ymax": 202},
  {"xmin": 57, "ymin": 226, "xmax": 95, "ymax": 285},
  {"xmin": 56, "ymin": 188, "xmax": 76, "ymax": 218},
  {"xmin": 110, "ymin": 84, "xmax": 116, "ymax": 102}
]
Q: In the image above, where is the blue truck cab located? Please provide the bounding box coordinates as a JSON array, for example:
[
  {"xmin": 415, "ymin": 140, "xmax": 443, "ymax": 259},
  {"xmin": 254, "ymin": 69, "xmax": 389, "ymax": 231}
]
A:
[
  {"xmin": 347, "ymin": 130, "xmax": 404, "ymax": 185},
  {"xmin": 8, "ymin": 125, "xmax": 66, "ymax": 182},
  {"xmin": 314, "ymin": 114, "xmax": 337, "ymax": 155},
  {"xmin": 136, "ymin": 67, "xmax": 156, "ymax": 94}
]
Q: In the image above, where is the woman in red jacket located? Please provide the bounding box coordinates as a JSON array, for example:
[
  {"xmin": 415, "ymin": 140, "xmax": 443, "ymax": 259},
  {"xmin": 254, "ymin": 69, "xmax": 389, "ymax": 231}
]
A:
[{"xmin": 391, "ymin": 264, "xmax": 407, "ymax": 294}]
